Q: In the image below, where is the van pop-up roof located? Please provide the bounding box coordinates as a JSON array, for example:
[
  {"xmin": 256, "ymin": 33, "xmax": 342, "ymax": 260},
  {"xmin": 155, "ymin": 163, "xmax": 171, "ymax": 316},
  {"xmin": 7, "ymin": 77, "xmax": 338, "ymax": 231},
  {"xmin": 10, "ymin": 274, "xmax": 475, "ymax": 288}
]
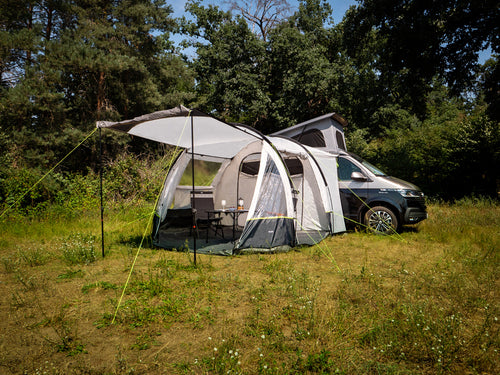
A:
[{"xmin": 271, "ymin": 113, "xmax": 347, "ymax": 153}]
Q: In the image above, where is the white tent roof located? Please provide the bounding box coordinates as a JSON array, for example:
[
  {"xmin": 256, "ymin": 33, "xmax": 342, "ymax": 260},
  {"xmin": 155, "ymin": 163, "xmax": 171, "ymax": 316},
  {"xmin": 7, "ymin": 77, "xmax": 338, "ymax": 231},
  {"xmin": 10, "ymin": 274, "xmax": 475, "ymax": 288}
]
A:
[{"xmin": 96, "ymin": 106, "xmax": 262, "ymax": 159}]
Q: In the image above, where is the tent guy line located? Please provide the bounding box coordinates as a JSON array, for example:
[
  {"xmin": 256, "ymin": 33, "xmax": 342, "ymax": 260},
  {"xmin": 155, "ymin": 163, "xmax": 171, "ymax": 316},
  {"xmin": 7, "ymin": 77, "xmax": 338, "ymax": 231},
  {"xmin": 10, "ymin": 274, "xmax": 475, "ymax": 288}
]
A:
[{"xmin": 0, "ymin": 128, "xmax": 98, "ymax": 220}]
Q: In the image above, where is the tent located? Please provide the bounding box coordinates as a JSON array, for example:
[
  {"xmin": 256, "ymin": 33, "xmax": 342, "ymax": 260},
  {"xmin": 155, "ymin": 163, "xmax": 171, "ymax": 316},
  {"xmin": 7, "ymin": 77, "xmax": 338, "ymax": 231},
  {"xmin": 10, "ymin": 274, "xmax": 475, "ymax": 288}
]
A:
[{"xmin": 97, "ymin": 106, "xmax": 346, "ymax": 255}]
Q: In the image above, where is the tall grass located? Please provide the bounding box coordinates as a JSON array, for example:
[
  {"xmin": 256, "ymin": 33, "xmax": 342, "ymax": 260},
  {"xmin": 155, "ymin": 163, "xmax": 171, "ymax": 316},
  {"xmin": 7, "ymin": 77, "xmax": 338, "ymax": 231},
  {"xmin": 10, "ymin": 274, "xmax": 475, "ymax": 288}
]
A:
[{"xmin": 0, "ymin": 199, "xmax": 498, "ymax": 374}]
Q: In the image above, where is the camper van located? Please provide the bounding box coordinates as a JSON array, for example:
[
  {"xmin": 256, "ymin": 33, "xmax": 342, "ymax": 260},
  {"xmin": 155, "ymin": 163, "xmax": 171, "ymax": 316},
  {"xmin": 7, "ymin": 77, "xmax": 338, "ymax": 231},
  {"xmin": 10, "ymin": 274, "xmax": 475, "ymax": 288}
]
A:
[
  {"xmin": 272, "ymin": 113, "xmax": 427, "ymax": 234},
  {"xmin": 336, "ymin": 150, "xmax": 427, "ymax": 234}
]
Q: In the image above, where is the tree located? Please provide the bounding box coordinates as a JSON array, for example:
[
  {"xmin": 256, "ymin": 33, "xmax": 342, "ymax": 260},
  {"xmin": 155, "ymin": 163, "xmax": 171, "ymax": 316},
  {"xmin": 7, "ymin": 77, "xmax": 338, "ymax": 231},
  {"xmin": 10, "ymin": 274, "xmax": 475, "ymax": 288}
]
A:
[
  {"xmin": 182, "ymin": 0, "xmax": 268, "ymax": 125},
  {"xmin": 264, "ymin": 0, "xmax": 338, "ymax": 131},
  {"xmin": 0, "ymin": 0, "xmax": 195, "ymax": 172},
  {"xmin": 183, "ymin": 0, "xmax": 356, "ymax": 132},
  {"xmin": 481, "ymin": 56, "xmax": 500, "ymax": 123},
  {"xmin": 224, "ymin": 0, "xmax": 292, "ymax": 41},
  {"xmin": 342, "ymin": 0, "xmax": 499, "ymax": 115},
  {"xmin": 358, "ymin": 84, "xmax": 500, "ymax": 199}
]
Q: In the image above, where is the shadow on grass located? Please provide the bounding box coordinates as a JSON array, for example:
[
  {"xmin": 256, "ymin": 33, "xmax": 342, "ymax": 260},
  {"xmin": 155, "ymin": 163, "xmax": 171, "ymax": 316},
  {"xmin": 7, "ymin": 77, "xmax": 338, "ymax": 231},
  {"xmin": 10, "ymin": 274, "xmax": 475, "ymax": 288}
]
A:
[
  {"xmin": 400, "ymin": 226, "xmax": 420, "ymax": 234},
  {"xmin": 117, "ymin": 234, "xmax": 156, "ymax": 249}
]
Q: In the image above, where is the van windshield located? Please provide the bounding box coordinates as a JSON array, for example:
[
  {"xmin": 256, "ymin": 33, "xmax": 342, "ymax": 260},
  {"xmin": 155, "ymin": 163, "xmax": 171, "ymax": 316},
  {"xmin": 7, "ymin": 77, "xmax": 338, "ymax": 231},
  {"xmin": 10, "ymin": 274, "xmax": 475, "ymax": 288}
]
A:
[{"xmin": 349, "ymin": 153, "xmax": 386, "ymax": 176}]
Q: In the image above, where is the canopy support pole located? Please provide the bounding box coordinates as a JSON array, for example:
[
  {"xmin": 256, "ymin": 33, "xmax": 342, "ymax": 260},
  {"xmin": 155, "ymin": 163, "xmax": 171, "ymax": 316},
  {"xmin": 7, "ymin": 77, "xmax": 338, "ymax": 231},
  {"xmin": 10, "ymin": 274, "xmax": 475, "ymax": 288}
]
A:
[
  {"xmin": 99, "ymin": 127, "xmax": 105, "ymax": 258},
  {"xmin": 191, "ymin": 115, "xmax": 197, "ymax": 265}
]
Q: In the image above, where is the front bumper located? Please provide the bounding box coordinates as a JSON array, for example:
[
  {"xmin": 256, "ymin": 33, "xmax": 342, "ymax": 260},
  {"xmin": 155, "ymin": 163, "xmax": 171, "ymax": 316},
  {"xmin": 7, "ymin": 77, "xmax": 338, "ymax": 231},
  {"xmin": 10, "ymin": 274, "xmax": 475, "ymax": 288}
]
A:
[{"xmin": 404, "ymin": 208, "xmax": 428, "ymax": 224}]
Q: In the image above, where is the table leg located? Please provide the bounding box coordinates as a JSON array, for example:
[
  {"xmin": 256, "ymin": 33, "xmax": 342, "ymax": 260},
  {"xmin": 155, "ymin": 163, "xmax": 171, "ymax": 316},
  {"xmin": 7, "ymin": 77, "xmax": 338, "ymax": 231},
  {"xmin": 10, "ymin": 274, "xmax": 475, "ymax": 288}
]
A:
[{"xmin": 232, "ymin": 212, "xmax": 236, "ymax": 242}]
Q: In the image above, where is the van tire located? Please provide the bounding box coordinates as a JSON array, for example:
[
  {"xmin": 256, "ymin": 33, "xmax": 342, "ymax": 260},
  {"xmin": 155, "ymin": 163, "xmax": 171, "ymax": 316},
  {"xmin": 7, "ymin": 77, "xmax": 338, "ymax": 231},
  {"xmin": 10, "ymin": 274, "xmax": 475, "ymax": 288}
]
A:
[{"xmin": 364, "ymin": 206, "xmax": 398, "ymax": 235}]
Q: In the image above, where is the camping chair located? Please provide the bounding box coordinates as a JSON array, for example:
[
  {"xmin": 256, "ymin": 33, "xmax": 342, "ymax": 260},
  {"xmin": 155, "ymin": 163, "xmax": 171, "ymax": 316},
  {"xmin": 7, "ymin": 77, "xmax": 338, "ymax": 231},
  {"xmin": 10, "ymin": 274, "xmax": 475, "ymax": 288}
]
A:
[{"xmin": 191, "ymin": 193, "xmax": 224, "ymax": 242}]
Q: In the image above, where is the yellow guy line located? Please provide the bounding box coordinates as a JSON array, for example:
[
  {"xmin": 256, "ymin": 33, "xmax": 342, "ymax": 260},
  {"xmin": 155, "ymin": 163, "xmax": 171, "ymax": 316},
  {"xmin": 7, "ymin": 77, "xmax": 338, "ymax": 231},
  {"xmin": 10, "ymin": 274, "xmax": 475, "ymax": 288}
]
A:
[
  {"xmin": 0, "ymin": 128, "xmax": 98, "ymax": 219},
  {"xmin": 321, "ymin": 156, "xmax": 405, "ymax": 242},
  {"xmin": 340, "ymin": 184, "xmax": 406, "ymax": 242},
  {"xmin": 111, "ymin": 110, "xmax": 192, "ymax": 324}
]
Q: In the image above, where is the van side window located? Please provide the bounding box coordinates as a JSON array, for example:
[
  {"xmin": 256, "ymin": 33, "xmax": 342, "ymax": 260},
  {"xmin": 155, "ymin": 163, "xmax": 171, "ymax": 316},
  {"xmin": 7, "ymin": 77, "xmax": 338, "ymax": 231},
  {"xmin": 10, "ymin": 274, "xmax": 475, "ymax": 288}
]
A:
[{"xmin": 337, "ymin": 157, "xmax": 362, "ymax": 181}]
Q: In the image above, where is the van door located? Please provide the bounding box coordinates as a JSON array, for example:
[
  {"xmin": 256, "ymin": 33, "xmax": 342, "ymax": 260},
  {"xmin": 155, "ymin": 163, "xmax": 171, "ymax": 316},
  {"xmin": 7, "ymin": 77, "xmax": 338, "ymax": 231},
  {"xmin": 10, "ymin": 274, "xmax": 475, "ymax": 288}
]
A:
[{"xmin": 337, "ymin": 156, "xmax": 368, "ymax": 224}]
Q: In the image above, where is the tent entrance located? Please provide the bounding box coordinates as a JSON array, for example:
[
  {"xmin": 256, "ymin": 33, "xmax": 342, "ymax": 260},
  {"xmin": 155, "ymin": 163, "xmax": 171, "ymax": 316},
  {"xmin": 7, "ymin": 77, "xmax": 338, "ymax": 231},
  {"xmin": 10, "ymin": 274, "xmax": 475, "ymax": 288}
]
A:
[
  {"xmin": 154, "ymin": 185, "xmax": 248, "ymax": 255},
  {"xmin": 153, "ymin": 154, "xmax": 249, "ymax": 255},
  {"xmin": 155, "ymin": 209, "xmax": 239, "ymax": 256},
  {"xmin": 237, "ymin": 150, "xmax": 295, "ymax": 251}
]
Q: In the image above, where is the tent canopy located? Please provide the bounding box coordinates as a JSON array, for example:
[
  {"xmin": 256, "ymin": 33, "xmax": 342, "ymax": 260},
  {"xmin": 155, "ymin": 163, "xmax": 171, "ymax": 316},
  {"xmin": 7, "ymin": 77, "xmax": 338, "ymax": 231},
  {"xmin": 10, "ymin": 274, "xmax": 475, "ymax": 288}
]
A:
[{"xmin": 97, "ymin": 105, "xmax": 262, "ymax": 159}]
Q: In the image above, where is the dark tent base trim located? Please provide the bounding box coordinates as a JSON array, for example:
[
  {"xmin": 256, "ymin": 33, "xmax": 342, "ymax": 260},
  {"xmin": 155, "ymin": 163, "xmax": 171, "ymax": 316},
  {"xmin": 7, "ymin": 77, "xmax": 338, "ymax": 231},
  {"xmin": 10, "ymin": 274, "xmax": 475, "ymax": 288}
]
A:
[
  {"xmin": 296, "ymin": 230, "xmax": 330, "ymax": 245},
  {"xmin": 154, "ymin": 226, "xmax": 243, "ymax": 256},
  {"xmin": 153, "ymin": 220, "xmax": 332, "ymax": 255}
]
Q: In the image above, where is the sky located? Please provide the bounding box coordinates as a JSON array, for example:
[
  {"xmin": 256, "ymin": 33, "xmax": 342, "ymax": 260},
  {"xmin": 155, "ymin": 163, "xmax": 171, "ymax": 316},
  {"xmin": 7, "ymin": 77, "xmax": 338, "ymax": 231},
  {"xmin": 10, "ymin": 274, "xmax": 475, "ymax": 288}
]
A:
[{"xmin": 170, "ymin": 0, "xmax": 357, "ymax": 24}]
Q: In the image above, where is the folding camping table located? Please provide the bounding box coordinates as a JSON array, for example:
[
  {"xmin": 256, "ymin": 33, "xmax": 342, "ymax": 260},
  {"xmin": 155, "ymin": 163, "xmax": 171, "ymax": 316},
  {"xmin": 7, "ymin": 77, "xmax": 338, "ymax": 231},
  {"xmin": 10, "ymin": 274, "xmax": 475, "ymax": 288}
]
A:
[{"xmin": 208, "ymin": 209, "xmax": 249, "ymax": 242}]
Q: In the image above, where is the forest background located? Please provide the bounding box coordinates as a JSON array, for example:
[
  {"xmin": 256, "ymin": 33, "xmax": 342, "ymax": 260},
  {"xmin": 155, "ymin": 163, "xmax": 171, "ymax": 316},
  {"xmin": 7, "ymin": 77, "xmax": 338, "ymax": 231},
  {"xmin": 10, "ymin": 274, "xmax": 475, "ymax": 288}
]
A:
[{"xmin": 0, "ymin": 0, "xmax": 499, "ymax": 214}]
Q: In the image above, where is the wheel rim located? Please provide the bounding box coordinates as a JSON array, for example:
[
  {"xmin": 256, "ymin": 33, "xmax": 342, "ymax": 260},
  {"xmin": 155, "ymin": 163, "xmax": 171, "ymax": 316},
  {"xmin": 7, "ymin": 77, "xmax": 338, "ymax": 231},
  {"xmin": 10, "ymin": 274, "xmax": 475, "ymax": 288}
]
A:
[{"xmin": 368, "ymin": 210, "xmax": 394, "ymax": 233}]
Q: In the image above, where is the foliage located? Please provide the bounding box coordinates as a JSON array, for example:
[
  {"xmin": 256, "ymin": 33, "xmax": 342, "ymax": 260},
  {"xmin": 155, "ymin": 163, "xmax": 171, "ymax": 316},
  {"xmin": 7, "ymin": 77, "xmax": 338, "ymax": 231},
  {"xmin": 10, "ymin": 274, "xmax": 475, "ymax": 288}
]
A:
[
  {"xmin": 183, "ymin": 0, "xmax": 354, "ymax": 132},
  {"xmin": 342, "ymin": 0, "xmax": 499, "ymax": 114},
  {"xmin": 0, "ymin": 143, "xmax": 177, "ymax": 216},
  {"xmin": 354, "ymin": 85, "xmax": 500, "ymax": 199},
  {"xmin": 0, "ymin": 0, "xmax": 195, "ymax": 175},
  {"xmin": 182, "ymin": 0, "xmax": 268, "ymax": 126}
]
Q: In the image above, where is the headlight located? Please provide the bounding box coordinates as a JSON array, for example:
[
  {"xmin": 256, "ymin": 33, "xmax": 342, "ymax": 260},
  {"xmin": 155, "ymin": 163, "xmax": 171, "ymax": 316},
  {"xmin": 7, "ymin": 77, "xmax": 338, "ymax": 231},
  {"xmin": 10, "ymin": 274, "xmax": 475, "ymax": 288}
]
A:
[{"xmin": 396, "ymin": 189, "xmax": 424, "ymax": 198}]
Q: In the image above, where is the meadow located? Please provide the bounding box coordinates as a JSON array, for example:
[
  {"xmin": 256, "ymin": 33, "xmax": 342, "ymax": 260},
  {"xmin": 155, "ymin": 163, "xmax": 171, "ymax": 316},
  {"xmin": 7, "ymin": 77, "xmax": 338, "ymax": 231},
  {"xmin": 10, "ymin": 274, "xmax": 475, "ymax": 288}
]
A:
[{"xmin": 0, "ymin": 199, "xmax": 498, "ymax": 374}]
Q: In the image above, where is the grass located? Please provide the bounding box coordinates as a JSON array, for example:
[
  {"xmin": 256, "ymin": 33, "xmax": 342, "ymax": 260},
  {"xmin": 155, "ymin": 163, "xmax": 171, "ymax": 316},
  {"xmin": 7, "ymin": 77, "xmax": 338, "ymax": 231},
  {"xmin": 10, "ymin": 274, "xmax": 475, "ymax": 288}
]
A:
[{"xmin": 0, "ymin": 200, "xmax": 498, "ymax": 374}]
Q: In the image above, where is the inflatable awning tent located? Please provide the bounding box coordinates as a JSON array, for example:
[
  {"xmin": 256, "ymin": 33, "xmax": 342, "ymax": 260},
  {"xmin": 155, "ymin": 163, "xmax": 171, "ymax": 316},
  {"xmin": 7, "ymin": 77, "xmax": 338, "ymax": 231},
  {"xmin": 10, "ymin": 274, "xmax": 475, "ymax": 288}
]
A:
[{"xmin": 97, "ymin": 106, "xmax": 345, "ymax": 255}]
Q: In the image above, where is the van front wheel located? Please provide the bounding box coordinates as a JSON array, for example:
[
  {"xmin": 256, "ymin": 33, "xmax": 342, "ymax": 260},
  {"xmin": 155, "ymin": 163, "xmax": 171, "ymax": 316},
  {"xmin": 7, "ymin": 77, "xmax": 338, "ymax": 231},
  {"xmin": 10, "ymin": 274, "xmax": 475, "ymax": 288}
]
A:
[{"xmin": 364, "ymin": 206, "xmax": 398, "ymax": 234}]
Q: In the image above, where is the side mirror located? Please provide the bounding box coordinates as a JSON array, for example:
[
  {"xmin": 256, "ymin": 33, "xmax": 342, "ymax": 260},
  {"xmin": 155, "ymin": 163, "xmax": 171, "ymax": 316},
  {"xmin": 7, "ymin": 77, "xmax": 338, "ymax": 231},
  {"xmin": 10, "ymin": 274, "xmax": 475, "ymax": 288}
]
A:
[{"xmin": 351, "ymin": 171, "xmax": 368, "ymax": 181}]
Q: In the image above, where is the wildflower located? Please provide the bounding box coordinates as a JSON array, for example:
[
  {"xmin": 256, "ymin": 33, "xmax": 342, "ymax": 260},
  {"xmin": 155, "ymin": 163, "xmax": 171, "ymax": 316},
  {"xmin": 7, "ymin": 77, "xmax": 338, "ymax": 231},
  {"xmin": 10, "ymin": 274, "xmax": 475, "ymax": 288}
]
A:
[
  {"xmin": 214, "ymin": 347, "xmax": 218, "ymax": 352},
  {"xmin": 261, "ymin": 334, "xmax": 265, "ymax": 339}
]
